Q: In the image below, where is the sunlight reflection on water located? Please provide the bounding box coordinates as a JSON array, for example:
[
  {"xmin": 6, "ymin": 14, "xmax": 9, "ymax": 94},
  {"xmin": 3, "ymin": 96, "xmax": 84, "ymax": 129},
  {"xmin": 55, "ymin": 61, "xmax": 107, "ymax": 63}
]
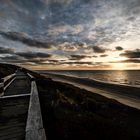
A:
[{"xmin": 45, "ymin": 70, "xmax": 140, "ymax": 86}]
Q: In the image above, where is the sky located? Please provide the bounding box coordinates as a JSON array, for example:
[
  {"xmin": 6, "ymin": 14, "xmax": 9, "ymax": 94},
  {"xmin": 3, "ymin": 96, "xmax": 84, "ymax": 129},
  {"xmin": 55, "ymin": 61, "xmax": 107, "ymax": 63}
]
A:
[{"xmin": 0, "ymin": 0, "xmax": 140, "ymax": 70}]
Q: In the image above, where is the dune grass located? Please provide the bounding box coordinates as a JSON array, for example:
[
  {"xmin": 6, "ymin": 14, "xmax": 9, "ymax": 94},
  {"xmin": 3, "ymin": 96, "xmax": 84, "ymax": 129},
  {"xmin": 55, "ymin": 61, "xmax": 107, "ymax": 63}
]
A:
[
  {"xmin": 0, "ymin": 63, "xmax": 17, "ymax": 78},
  {"xmin": 36, "ymin": 77, "xmax": 140, "ymax": 140},
  {"xmin": 0, "ymin": 63, "xmax": 140, "ymax": 140}
]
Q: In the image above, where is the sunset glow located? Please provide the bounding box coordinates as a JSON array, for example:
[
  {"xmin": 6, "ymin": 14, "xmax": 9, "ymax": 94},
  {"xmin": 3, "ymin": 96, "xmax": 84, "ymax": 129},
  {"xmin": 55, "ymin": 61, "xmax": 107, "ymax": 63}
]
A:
[{"xmin": 0, "ymin": 0, "xmax": 140, "ymax": 70}]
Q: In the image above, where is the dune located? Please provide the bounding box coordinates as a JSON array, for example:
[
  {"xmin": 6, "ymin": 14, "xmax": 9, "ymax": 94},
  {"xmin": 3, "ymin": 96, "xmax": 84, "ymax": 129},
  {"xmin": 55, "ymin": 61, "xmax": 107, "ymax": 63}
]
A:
[{"xmin": 0, "ymin": 63, "xmax": 140, "ymax": 140}]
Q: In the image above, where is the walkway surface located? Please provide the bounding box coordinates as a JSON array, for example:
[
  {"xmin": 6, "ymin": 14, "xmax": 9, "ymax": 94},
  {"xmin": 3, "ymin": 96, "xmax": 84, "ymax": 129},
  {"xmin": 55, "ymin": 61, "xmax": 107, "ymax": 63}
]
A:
[
  {"xmin": 0, "ymin": 71, "xmax": 31, "ymax": 140},
  {"xmin": 4, "ymin": 71, "xmax": 31, "ymax": 96}
]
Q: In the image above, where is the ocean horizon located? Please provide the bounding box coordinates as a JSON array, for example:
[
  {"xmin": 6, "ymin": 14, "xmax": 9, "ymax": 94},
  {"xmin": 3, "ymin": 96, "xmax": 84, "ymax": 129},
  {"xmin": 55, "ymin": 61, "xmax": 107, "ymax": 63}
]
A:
[{"xmin": 38, "ymin": 70, "xmax": 140, "ymax": 86}]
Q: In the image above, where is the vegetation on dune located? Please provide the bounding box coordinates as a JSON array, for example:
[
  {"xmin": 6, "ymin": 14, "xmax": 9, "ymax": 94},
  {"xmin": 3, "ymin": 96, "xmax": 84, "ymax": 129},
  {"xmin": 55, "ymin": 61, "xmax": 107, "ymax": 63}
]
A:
[
  {"xmin": 0, "ymin": 63, "xmax": 140, "ymax": 140},
  {"xmin": 0, "ymin": 63, "xmax": 18, "ymax": 78},
  {"xmin": 36, "ymin": 77, "xmax": 140, "ymax": 140}
]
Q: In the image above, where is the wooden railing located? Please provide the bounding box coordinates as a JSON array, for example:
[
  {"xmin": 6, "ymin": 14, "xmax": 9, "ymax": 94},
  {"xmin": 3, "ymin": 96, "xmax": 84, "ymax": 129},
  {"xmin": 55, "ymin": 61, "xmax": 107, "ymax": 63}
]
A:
[
  {"xmin": 27, "ymin": 73, "xmax": 35, "ymax": 81},
  {"xmin": 0, "ymin": 73, "xmax": 16, "ymax": 96},
  {"xmin": 26, "ymin": 74, "xmax": 46, "ymax": 140}
]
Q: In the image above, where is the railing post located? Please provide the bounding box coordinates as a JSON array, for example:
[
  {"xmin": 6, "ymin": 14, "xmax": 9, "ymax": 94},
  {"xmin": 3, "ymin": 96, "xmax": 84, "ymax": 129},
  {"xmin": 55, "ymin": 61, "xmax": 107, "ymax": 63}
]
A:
[
  {"xmin": 27, "ymin": 73, "xmax": 35, "ymax": 81},
  {"xmin": 0, "ymin": 78, "xmax": 4, "ymax": 96},
  {"xmin": 31, "ymin": 77, "xmax": 35, "ymax": 81}
]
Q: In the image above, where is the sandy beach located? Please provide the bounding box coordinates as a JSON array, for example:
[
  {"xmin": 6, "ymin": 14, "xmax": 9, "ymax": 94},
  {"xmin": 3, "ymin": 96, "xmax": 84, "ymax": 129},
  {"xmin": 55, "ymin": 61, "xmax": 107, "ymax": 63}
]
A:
[
  {"xmin": 35, "ymin": 74, "xmax": 140, "ymax": 140},
  {"xmin": 1, "ymin": 64, "xmax": 140, "ymax": 140},
  {"xmin": 41, "ymin": 72, "xmax": 140, "ymax": 110}
]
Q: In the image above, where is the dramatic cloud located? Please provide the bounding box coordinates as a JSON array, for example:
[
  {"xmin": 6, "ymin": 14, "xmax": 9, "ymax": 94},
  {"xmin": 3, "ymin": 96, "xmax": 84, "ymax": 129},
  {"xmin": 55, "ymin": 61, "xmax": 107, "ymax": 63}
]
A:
[
  {"xmin": 100, "ymin": 54, "xmax": 108, "ymax": 57},
  {"xmin": 0, "ymin": 0, "xmax": 140, "ymax": 69},
  {"xmin": 92, "ymin": 46, "xmax": 106, "ymax": 53},
  {"xmin": 0, "ymin": 31, "xmax": 52, "ymax": 49},
  {"xmin": 0, "ymin": 55, "xmax": 26, "ymax": 63},
  {"xmin": 60, "ymin": 61, "xmax": 93, "ymax": 65},
  {"xmin": 121, "ymin": 59, "xmax": 140, "ymax": 63},
  {"xmin": 109, "ymin": 58, "xmax": 140, "ymax": 63},
  {"xmin": 48, "ymin": 24, "xmax": 83, "ymax": 36},
  {"xmin": 58, "ymin": 42, "xmax": 78, "ymax": 52},
  {"xmin": 0, "ymin": 46, "xmax": 14, "ymax": 54},
  {"xmin": 16, "ymin": 52, "xmax": 51, "ymax": 59},
  {"xmin": 70, "ymin": 55, "xmax": 92, "ymax": 60},
  {"xmin": 120, "ymin": 49, "xmax": 140, "ymax": 58},
  {"xmin": 115, "ymin": 46, "xmax": 123, "ymax": 51},
  {"xmin": 0, "ymin": 51, "xmax": 52, "ymax": 64}
]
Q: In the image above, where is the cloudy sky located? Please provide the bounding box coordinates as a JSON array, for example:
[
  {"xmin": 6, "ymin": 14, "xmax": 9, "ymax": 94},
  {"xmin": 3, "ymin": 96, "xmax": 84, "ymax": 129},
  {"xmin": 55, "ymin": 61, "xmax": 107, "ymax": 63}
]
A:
[{"xmin": 0, "ymin": 0, "xmax": 140, "ymax": 70}]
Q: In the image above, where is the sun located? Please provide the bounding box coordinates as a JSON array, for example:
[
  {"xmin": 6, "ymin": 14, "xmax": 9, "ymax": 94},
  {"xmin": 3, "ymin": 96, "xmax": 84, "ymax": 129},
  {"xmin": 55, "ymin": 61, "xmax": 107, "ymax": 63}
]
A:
[{"xmin": 111, "ymin": 63, "xmax": 127, "ymax": 70}]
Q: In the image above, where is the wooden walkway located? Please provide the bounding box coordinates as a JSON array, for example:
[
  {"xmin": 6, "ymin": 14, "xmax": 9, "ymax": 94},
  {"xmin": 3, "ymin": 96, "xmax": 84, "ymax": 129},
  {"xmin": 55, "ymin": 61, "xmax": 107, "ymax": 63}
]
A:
[
  {"xmin": 0, "ymin": 71, "xmax": 31, "ymax": 140},
  {"xmin": 4, "ymin": 71, "xmax": 31, "ymax": 96}
]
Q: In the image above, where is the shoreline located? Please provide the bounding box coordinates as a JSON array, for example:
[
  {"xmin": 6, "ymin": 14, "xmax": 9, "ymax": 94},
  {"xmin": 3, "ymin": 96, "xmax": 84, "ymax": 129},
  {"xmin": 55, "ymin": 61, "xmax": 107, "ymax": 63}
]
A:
[
  {"xmin": 1, "ymin": 63, "xmax": 140, "ymax": 139},
  {"xmin": 41, "ymin": 72, "xmax": 140, "ymax": 110},
  {"xmin": 36, "ymin": 75, "xmax": 140, "ymax": 139}
]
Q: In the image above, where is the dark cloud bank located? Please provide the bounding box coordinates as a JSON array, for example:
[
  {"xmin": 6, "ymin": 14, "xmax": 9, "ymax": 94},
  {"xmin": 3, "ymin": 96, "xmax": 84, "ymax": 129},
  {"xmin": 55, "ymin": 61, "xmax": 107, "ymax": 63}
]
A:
[
  {"xmin": 0, "ymin": 0, "xmax": 140, "ymax": 67},
  {"xmin": 120, "ymin": 49, "xmax": 140, "ymax": 58},
  {"xmin": 0, "ymin": 31, "xmax": 52, "ymax": 49}
]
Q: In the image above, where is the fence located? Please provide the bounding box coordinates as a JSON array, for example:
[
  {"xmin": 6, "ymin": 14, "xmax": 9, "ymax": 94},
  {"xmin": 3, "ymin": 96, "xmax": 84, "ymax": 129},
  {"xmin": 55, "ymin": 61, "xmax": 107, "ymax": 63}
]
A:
[
  {"xmin": 0, "ymin": 73, "xmax": 16, "ymax": 96},
  {"xmin": 26, "ymin": 73, "xmax": 46, "ymax": 140}
]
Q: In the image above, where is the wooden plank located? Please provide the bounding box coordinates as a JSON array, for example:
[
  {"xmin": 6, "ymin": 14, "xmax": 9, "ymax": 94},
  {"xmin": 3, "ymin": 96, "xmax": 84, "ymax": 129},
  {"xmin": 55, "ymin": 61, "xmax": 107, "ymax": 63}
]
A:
[
  {"xmin": 27, "ymin": 73, "xmax": 35, "ymax": 81},
  {"xmin": 4, "ymin": 77, "xmax": 16, "ymax": 91},
  {"xmin": 4, "ymin": 73, "xmax": 31, "ymax": 96},
  {"xmin": 26, "ymin": 128, "xmax": 46, "ymax": 140},
  {"xmin": 25, "ymin": 81, "xmax": 46, "ymax": 140},
  {"xmin": 0, "ymin": 96, "xmax": 30, "ymax": 140},
  {"xmin": 0, "ymin": 80, "xmax": 4, "ymax": 96},
  {"xmin": 0, "ymin": 94, "xmax": 30, "ymax": 99},
  {"xmin": 3, "ymin": 73, "xmax": 15, "ymax": 83},
  {"xmin": 0, "ymin": 83, "xmax": 3, "ymax": 88},
  {"xmin": 0, "ymin": 73, "xmax": 16, "ymax": 96}
]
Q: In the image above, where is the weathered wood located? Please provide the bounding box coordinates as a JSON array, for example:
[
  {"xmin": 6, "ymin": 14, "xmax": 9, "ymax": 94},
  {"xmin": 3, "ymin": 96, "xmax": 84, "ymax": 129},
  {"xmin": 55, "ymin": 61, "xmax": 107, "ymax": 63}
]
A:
[
  {"xmin": 0, "ymin": 96, "xmax": 30, "ymax": 140},
  {"xmin": 4, "ymin": 72, "xmax": 31, "ymax": 96},
  {"xmin": 26, "ymin": 81, "xmax": 46, "ymax": 140},
  {"xmin": 4, "ymin": 76, "xmax": 16, "ymax": 91},
  {"xmin": 0, "ymin": 73, "xmax": 16, "ymax": 96},
  {"xmin": 0, "ymin": 93, "xmax": 30, "ymax": 99},
  {"xmin": 0, "ymin": 79, "xmax": 4, "ymax": 96},
  {"xmin": 0, "ymin": 71, "xmax": 31, "ymax": 139},
  {"xmin": 27, "ymin": 73, "xmax": 35, "ymax": 81},
  {"xmin": 26, "ymin": 128, "xmax": 46, "ymax": 140},
  {"xmin": 3, "ymin": 73, "xmax": 15, "ymax": 83},
  {"xmin": 0, "ymin": 78, "xmax": 4, "ymax": 83},
  {"xmin": 0, "ymin": 70, "xmax": 46, "ymax": 139}
]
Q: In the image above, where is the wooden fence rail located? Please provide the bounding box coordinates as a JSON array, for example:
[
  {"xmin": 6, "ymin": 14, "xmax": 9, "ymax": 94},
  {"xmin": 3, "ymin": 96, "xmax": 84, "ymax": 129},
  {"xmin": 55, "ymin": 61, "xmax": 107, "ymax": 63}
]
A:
[
  {"xmin": 26, "ymin": 74, "xmax": 46, "ymax": 140},
  {"xmin": 0, "ymin": 73, "xmax": 16, "ymax": 96}
]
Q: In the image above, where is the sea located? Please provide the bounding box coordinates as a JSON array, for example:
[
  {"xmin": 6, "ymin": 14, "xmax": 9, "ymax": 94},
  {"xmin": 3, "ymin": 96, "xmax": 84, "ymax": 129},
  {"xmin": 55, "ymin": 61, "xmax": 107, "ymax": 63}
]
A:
[{"xmin": 39, "ymin": 70, "xmax": 140, "ymax": 86}]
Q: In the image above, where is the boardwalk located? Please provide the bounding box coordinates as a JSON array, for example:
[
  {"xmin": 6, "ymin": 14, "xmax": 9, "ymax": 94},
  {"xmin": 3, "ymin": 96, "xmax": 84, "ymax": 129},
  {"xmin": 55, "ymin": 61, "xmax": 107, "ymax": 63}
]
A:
[
  {"xmin": 0, "ymin": 71, "xmax": 31, "ymax": 140},
  {"xmin": 4, "ymin": 71, "xmax": 31, "ymax": 96}
]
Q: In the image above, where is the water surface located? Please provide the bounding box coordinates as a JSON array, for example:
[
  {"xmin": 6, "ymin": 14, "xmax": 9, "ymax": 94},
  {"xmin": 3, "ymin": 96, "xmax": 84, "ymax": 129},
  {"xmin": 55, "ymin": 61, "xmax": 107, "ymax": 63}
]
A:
[{"xmin": 39, "ymin": 70, "xmax": 140, "ymax": 86}]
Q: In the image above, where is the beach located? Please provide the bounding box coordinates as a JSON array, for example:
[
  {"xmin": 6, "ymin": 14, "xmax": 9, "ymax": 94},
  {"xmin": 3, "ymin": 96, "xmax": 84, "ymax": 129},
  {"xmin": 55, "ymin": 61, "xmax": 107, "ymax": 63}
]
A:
[
  {"xmin": 35, "ymin": 73, "xmax": 140, "ymax": 140},
  {"xmin": 40, "ymin": 72, "xmax": 140, "ymax": 110},
  {"xmin": 1, "ymin": 64, "xmax": 140, "ymax": 140}
]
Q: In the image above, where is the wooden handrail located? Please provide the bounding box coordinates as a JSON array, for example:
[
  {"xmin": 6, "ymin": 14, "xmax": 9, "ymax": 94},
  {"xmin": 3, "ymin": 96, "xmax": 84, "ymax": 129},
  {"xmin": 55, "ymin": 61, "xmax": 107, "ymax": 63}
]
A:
[
  {"xmin": 0, "ymin": 94, "xmax": 30, "ymax": 99},
  {"xmin": 0, "ymin": 73, "xmax": 16, "ymax": 96},
  {"xmin": 27, "ymin": 73, "xmax": 35, "ymax": 81},
  {"xmin": 3, "ymin": 73, "xmax": 16, "ymax": 83},
  {"xmin": 25, "ymin": 75, "xmax": 46, "ymax": 140}
]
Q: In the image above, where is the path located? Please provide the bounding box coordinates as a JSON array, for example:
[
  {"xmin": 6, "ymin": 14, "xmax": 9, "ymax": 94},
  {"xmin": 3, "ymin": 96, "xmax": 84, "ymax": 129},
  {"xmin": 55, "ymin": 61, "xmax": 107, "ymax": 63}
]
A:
[{"xmin": 0, "ymin": 71, "xmax": 31, "ymax": 140}]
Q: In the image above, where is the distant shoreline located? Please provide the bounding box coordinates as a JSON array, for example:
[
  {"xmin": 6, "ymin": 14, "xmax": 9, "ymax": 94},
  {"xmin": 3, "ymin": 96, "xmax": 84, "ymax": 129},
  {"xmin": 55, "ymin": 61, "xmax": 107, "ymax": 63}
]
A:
[
  {"xmin": 36, "ymin": 73, "xmax": 140, "ymax": 139},
  {"xmin": 41, "ymin": 72, "xmax": 140, "ymax": 110},
  {"xmin": 1, "ymin": 63, "xmax": 140, "ymax": 139},
  {"xmin": 37, "ymin": 69, "xmax": 140, "ymax": 71}
]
